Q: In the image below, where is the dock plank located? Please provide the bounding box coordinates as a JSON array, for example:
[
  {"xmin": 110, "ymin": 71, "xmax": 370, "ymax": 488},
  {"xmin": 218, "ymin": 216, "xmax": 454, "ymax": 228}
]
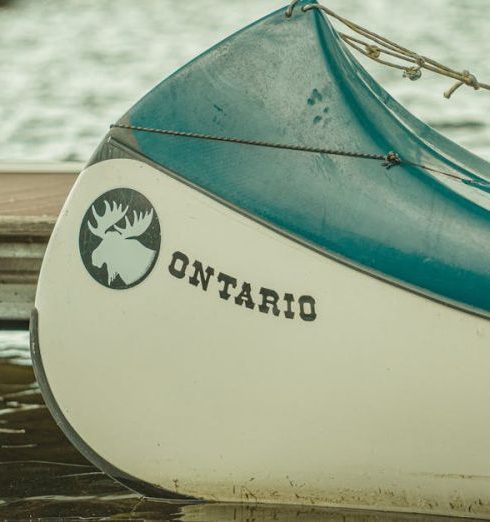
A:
[
  {"xmin": 0, "ymin": 163, "xmax": 81, "ymax": 323},
  {"xmin": 0, "ymin": 171, "xmax": 78, "ymax": 217},
  {"xmin": 0, "ymin": 284, "xmax": 36, "ymax": 321}
]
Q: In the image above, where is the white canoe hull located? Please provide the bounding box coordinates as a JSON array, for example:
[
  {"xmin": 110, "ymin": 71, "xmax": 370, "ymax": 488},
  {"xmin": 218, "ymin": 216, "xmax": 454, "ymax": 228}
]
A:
[{"xmin": 34, "ymin": 159, "xmax": 490, "ymax": 518}]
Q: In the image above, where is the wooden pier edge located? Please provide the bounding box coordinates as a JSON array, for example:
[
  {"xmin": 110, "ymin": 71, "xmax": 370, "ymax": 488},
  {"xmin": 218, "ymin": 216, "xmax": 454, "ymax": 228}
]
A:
[
  {"xmin": 0, "ymin": 215, "xmax": 56, "ymax": 239},
  {"xmin": 0, "ymin": 162, "xmax": 82, "ymax": 325}
]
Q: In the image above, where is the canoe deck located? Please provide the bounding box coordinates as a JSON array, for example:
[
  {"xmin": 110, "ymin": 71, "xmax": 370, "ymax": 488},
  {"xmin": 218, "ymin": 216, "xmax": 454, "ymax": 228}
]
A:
[{"xmin": 0, "ymin": 163, "xmax": 80, "ymax": 325}]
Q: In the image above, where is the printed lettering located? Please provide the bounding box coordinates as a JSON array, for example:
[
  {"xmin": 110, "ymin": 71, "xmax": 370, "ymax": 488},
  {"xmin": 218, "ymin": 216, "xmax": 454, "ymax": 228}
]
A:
[
  {"xmin": 259, "ymin": 287, "xmax": 281, "ymax": 316},
  {"xmin": 299, "ymin": 296, "xmax": 317, "ymax": 322},
  {"xmin": 235, "ymin": 282, "xmax": 255, "ymax": 310},
  {"xmin": 217, "ymin": 272, "xmax": 237, "ymax": 300},
  {"xmin": 189, "ymin": 260, "xmax": 215, "ymax": 291},
  {"xmin": 168, "ymin": 251, "xmax": 189, "ymax": 279}
]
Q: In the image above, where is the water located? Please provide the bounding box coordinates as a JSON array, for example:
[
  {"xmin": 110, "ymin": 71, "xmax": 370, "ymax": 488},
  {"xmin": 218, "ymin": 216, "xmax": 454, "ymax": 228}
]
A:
[
  {"xmin": 2, "ymin": 0, "xmax": 490, "ymax": 518},
  {"xmin": 1, "ymin": 0, "xmax": 490, "ymax": 162}
]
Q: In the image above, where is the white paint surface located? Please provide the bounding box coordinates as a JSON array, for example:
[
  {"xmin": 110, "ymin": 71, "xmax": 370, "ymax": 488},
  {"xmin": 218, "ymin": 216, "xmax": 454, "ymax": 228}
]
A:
[{"xmin": 36, "ymin": 159, "xmax": 490, "ymax": 518}]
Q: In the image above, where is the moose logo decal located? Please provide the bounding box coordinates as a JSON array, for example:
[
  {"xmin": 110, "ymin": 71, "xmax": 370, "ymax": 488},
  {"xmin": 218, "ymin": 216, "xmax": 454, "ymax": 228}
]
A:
[{"xmin": 79, "ymin": 188, "xmax": 161, "ymax": 289}]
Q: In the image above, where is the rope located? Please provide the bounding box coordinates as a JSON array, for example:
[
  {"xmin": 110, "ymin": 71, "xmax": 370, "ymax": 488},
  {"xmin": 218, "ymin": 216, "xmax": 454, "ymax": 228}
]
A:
[
  {"xmin": 110, "ymin": 124, "xmax": 490, "ymax": 188},
  {"xmin": 286, "ymin": 2, "xmax": 489, "ymax": 99},
  {"xmin": 111, "ymin": 124, "xmax": 395, "ymax": 163}
]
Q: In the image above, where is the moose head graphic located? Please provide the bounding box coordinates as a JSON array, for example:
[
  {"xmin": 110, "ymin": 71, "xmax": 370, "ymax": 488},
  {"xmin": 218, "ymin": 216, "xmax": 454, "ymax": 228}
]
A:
[{"xmin": 87, "ymin": 200, "xmax": 157, "ymax": 286}]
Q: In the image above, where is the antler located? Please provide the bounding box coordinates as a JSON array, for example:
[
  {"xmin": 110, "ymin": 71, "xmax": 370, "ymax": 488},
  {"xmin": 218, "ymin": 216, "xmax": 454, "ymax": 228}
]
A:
[
  {"xmin": 114, "ymin": 209, "xmax": 154, "ymax": 239},
  {"xmin": 88, "ymin": 200, "xmax": 128, "ymax": 238}
]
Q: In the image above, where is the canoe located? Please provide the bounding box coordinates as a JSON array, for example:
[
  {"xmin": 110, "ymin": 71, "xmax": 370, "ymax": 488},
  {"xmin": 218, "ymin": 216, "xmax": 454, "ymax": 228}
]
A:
[{"xmin": 31, "ymin": 0, "xmax": 490, "ymax": 518}]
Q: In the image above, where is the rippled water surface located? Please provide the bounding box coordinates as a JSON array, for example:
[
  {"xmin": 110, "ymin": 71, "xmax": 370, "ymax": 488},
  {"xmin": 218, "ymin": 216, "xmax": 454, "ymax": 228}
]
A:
[{"xmin": 1, "ymin": 0, "xmax": 490, "ymax": 161}]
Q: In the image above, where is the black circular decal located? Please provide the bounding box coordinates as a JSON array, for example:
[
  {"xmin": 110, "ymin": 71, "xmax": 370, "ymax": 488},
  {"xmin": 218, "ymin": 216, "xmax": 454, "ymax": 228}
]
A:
[{"xmin": 79, "ymin": 188, "xmax": 161, "ymax": 289}]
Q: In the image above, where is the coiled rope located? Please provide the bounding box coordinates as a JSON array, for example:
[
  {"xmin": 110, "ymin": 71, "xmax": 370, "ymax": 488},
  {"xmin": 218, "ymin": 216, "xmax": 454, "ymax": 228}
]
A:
[{"xmin": 286, "ymin": 1, "xmax": 488, "ymax": 99}]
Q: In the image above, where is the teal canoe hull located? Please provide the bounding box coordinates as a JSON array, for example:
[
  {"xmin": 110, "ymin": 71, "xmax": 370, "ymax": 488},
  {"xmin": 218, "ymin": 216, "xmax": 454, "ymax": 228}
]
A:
[{"xmin": 92, "ymin": 0, "xmax": 490, "ymax": 316}]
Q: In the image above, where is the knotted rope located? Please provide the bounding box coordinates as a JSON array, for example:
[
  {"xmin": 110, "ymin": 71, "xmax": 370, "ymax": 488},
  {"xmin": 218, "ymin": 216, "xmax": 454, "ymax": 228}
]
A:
[{"xmin": 286, "ymin": 1, "xmax": 489, "ymax": 99}]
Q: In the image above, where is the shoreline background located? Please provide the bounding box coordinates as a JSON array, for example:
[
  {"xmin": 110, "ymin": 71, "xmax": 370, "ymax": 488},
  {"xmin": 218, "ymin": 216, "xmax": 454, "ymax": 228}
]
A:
[{"xmin": 1, "ymin": 0, "xmax": 490, "ymax": 162}]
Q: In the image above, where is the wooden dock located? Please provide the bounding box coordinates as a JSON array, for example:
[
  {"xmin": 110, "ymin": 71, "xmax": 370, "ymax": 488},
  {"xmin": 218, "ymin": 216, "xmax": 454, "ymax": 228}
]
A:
[{"xmin": 0, "ymin": 163, "xmax": 82, "ymax": 325}]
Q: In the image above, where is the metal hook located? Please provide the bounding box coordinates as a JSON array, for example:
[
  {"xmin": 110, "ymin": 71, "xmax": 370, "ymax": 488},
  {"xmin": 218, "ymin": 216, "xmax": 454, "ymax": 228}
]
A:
[{"xmin": 285, "ymin": 0, "xmax": 300, "ymax": 18}]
